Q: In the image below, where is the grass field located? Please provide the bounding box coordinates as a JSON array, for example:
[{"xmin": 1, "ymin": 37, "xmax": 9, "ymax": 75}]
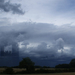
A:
[
  {"xmin": 17, "ymin": 73, "xmax": 75, "ymax": 75},
  {"xmin": 0, "ymin": 68, "xmax": 75, "ymax": 74},
  {"xmin": 0, "ymin": 68, "xmax": 26, "ymax": 73},
  {"xmin": 0, "ymin": 72, "xmax": 75, "ymax": 75},
  {"xmin": 15, "ymin": 73, "xmax": 75, "ymax": 75},
  {"xmin": 0, "ymin": 68, "xmax": 70, "ymax": 73}
]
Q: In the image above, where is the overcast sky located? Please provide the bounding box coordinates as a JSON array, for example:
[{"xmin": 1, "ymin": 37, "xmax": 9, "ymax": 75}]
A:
[{"xmin": 0, "ymin": 0, "xmax": 75, "ymax": 66}]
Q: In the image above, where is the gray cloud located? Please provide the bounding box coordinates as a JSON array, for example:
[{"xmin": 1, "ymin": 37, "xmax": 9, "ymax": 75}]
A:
[
  {"xmin": 19, "ymin": 38, "xmax": 65, "ymax": 58},
  {"xmin": 0, "ymin": 22, "xmax": 75, "ymax": 60},
  {"xmin": 0, "ymin": 0, "xmax": 24, "ymax": 14}
]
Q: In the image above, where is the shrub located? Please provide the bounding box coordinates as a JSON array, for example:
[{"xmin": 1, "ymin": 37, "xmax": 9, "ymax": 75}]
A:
[{"xmin": 3, "ymin": 67, "xmax": 14, "ymax": 74}]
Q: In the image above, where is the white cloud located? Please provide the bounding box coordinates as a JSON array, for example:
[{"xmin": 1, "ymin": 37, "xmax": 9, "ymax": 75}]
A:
[
  {"xmin": 0, "ymin": 0, "xmax": 75, "ymax": 26},
  {"xmin": 9, "ymin": 0, "xmax": 75, "ymax": 25}
]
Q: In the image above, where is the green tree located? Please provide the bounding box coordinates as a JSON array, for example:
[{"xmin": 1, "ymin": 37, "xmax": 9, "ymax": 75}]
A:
[
  {"xmin": 70, "ymin": 59, "xmax": 75, "ymax": 68},
  {"xmin": 19, "ymin": 57, "xmax": 35, "ymax": 72},
  {"xmin": 55, "ymin": 64, "xmax": 70, "ymax": 68}
]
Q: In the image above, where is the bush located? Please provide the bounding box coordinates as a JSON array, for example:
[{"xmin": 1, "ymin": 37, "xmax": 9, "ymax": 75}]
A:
[{"xmin": 3, "ymin": 67, "xmax": 14, "ymax": 74}]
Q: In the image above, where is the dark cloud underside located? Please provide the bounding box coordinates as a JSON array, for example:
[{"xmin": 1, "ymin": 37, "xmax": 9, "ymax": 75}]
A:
[{"xmin": 0, "ymin": 0, "xmax": 24, "ymax": 14}]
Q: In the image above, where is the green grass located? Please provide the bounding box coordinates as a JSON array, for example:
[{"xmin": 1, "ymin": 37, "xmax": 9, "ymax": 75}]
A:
[
  {"xmin": 0, "ymin": 68, "xmax": 75, "ymax": 74},
  {"xmin": 0, "ymin": 72, "xmax": 75, "ymax": 75}
]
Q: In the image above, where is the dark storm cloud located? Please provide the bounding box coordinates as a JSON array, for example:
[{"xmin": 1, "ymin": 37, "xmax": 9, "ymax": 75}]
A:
[
  {"xmin": 0, "ymin": 0, "xmax": 24, "ymax": 14},
  {"xmin": 11, "ymin": 22, "xmax": 75, "ymax": 59},
  {"xmin": 19, "ymin": 38, "xmax": 64, "ymax": 58},
  {"xmin": 0, "ymin": 22, "xmax": 75, "ymax": 60}
]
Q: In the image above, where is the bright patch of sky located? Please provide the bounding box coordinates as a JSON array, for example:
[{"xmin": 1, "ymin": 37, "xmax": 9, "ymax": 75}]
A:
[{"xmin": 0, "ymin": 0, "xmax": 75, "ymax": 26}]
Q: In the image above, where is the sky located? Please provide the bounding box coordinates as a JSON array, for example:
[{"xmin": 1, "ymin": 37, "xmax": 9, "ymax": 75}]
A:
[{"xmin": 0, "ymin": 0, "xmax": 75, "ymax": 67}]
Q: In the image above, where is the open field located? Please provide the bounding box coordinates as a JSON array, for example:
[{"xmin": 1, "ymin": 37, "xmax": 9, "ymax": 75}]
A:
[
  {"xmin": 16, "ymin": 73, "xmax": 75, "ymax": 75},
  {"xmin": 0, "ymin": 72, "xmax": 75, "ymax": 75},
  {"xmin": 0, "ymin": 68, "xmax": 75, "ymax": 75},
  {"xmin": 0, "ymin": 68, "xmax": 75, "ymax": 74},
  {"xmin": 0, "ymin": 68, "xmax": 74, "ymax": 73},
  {"xmin": 0, "ymin": 68, "xmax": 70, "ymax": 73},
  {"xmin": 0, "ymin": 68, "xmax": 26, "ymax": 73}
]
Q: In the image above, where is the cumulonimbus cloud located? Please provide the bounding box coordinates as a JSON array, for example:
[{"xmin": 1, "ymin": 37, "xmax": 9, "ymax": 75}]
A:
[{"xmin": 0, "ymin": 22, "xmax": 75, "ymax": 59}]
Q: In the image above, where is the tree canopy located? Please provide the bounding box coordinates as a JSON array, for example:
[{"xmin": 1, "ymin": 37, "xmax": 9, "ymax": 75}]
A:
[
  {"xmin": 19, "ymin": 57, "xmax": 35, "ymax": 72},
  {"xmin": 70, "ymin": 59, "xmax": 75, "ymax": 68}
]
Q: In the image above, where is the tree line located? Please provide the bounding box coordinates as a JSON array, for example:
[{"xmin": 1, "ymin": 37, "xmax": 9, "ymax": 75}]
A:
[
  {"xmin": 55, "ymin": 59, "xmax": 75, "ymax": 68},
  {"xmin": 1, "ymin": 57, "xmax": 75, "ymax": 74}
]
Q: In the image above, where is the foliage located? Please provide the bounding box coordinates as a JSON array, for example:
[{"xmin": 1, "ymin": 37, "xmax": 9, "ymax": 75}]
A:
[
  {"xmin": 35, "ymin": 66, "xmax": 42, "ymax": 68},
  {"xmin": 19, "ymin": 57, "xmax": 35, "ymax": 72},
  {"xmin": 3, "ymin": 67, "xmax": 14, "ymax": 74},
  {"xmin": 55, "ymin": 64, "xmax": 70, "ymax": 68},
  {"xmin": 43, "ymin": 66, "xmax": 50, "ymax": 68},
  {"xmin": 69, "ymin": 59, "xmax": 75, "ymax": 68}
]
